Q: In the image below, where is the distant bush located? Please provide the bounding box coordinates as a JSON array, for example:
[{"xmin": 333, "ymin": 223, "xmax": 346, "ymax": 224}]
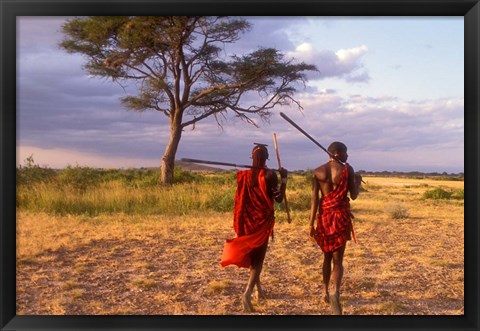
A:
[
  {"xmin": 451, "ymin": 189, "xmax": 464, "ymax": 200},
  {"xmin": 118, "ymin": 168, "xmax": 160, "ymax": 188},
  {"xmin": 422, "ymin": 188, "xmax": 463, "ymax": 200},
  {"xmin": 174, "ymin": 167, "xmax": 202, "ymax": 183},
  {"xmin": 430, "ymin": 175, "xmax": 464, "ymax": 182},
  {"xmin": 58, "ymin": 165, "xmax": 104, "ymax": 191},
  {"xmin": 385, "ymin": 203, "xmax": 410, "ymax": 220},
  {"xmin": 16, "ymin": 155, "xmax": 57, "ymax": 185}
]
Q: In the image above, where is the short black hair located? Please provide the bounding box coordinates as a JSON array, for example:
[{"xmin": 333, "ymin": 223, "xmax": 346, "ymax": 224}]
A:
[
  {"xmin": 328, "ymin": 141, "xmax": 347, "ymax": 154},
  {"xmin": 252, "ymin": 144, "xmax": 269, "ymax": 165},
  {"xmin": 252, "ymin": 144, "xmax": 269, "ymax": 161}
]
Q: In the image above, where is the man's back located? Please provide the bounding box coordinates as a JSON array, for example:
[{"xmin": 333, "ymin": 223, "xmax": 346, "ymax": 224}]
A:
[
  {"xmin": 314, "ymin": 161, "xmax": 347, "ymax": 197},
  {"xmin": 313, "ymin": 160, "xmax": 359, "ymax": 201}
]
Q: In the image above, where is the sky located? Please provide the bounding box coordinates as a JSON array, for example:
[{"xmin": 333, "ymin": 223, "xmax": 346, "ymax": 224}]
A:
[{"xmin": 16, "ymin": 16, "xmax": 464, "ymax": 173}]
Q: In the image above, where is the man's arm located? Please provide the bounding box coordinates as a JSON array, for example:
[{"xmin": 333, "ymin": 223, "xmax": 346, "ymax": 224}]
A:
[
  {"xmin": 266, "ymin": 168, "xmax": 287, "ymax": 203},
  {"xmin": 347, "ymin": 165, "xmax": 362, "ymax": 200},
  {"xmin": 271, "ymin": 168, "xmax": 288, "ymax": 203},
  {"xmin": 309, "ymin": 170, "xmax": 320, "ymax": 239}
]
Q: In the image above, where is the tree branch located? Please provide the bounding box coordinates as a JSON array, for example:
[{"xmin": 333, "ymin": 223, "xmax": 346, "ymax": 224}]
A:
[{"xmin": 180, "ymin": 108, "xmax": 223, "ymax": 128}]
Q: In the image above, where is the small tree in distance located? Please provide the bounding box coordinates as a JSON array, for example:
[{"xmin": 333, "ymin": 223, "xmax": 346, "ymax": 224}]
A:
[{"xmin": 60, "ymin": 16, "xmax": 317, "ymax": 185}]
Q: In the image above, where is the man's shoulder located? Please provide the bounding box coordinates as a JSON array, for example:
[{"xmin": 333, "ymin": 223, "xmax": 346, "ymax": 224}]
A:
[
  {"xmin": 346, "ymin": 163, "xmax": 355, "ymax": 174},
  {"xmin": 314, "ymin": 162, "xmax": 329, "ymax": 173},
  {"xmin": 311, "ymin": 163, "xmax": 329, "ymax": 181}
]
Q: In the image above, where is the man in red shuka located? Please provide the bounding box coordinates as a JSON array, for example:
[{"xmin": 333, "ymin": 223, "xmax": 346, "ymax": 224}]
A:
[
  {"xmin": 220, "ymin": 143, "xmax": 288, "ymax": 312},
  {"xmin": 309, "ymin": 141, "xmax": 362, "ymax": 315}
]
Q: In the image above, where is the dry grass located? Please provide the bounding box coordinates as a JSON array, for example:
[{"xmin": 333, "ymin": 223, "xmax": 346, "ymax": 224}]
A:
[{"xmin": 16, "ymin": 176, "xmax": 464, "ymax": 315}]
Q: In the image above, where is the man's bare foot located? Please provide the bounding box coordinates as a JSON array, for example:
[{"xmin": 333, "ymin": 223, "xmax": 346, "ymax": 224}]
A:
[
  {"xmin": 330, "ymin": 294, "xmax": 342, "ymax": 315},
  {"xmin": 256, "ymin": 286, "xmax": 267, "ymax": 300},
  {"xmin": 242, "ymin": 292, "xmax": 254, "ymax": 312},
  {"xmin": 257, "ymin": 289, "xmax": 267, "ymax": 300},
  {"xmin": 323, "ymin": 292, "xmax": 330, "ymax": 304}
]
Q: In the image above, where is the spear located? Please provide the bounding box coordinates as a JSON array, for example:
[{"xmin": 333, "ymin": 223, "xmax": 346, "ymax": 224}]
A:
[
  {"xmin": 279, "ymin": 112, "xmax": 366, "ymax": 185},
  {"xmin": 180, "ymin": 158, "xmax": 277, "ymax": 171},
  {"xmin": 279, "ymin": 112, "xmax": 341, "ymax": 163},
  {"xmin": 273, "ymin": 133, "xmax": 292, "ymax": 223}
]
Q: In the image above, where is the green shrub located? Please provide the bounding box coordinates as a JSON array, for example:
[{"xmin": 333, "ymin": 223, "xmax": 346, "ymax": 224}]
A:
[
  {"xmin": 137, "ymin": 172, "xmax": 160, "ymax": 188},
  {"xmin": 422, "ymin": 188, "xmax": 453, "ymax": 200},
  {"xmin": 174, "ymin": 167, "xmax": 202, "ymax": 183},
  {"xmin": 123, "ymin": 169, "xmax": 160, "ymax": 188},
  {"xmin": 58, "ymin": 165, "xmax": 104, "ymax": 191},
  {"xmin": 16, "ymin": 155, "xmax": 57, "ymax": 185},
  {"xmin": 451, "ymin": 189, "xmax": 464, "ymax": 200}
]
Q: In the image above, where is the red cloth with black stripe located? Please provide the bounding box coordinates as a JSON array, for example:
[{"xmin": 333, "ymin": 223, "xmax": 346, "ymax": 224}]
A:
[
  {"xmin": 220, "ymin": 169, "xmax": 274, "ymax": 268},
  {"xmin": 314, "ymin": 163, "xmax": 355, "ymax": 253}
]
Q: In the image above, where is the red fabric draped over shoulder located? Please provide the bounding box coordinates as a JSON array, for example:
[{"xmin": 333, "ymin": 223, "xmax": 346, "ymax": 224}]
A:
[
  {"xmin": 220, "ymin": 169, "xmax": 275, "ymax": 268},
  {"xmin": 314, "ymin": 164, "xmax": 355, "ymax": 253}
]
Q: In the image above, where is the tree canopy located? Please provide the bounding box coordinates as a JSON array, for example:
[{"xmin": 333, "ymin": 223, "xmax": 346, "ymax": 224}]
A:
[{"xmin": 60, "ymin": 16, "xmax": 317, "ymax": 184}]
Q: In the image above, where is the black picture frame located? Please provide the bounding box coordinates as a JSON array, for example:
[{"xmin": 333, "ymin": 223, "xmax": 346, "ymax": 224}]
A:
[{"xmin": 1, "ymin": 1, "xmax": 478, "ymax": 330}]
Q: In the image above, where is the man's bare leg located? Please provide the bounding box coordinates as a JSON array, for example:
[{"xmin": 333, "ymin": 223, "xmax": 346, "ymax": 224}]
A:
[
  {"xmin": 243, "ymin": 241, "xmax": 268, "ymax": 312},
  {"xmin": 322, "ymin": 252, "xmax": 333, "ymax": 304},
  {"xmin": 254, "ymin": 241, "xmax": 268, "ymax": 300},
  {"xmin": 242, "ymin": 267, "xmax": 256, "ymax": 312},
  {"xmin": 330, "ymin": 245, "xmax": 346, "ymax": 315},
  {"xmin": 256, "ymin": 278, "xmax": 267, "ymax": 299}
]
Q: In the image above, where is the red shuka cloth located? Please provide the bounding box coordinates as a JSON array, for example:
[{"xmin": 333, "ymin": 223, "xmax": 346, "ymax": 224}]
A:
[
  {"xmin": 314, "ymin": 164, "xmax": 355, "ymax": 253},
  {"xmin": 220, "ymin": 169, "xmax": 274, "ymax": 268}
]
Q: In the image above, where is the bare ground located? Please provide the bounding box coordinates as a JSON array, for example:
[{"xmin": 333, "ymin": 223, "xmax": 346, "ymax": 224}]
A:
[{"xmin": 16, "ymin": 204, "xmax": 464, "ymax": 315}]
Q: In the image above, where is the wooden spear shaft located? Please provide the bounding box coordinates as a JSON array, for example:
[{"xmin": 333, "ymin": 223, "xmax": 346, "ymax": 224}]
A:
[
  {"xmin": 180, "ymin": 158, "xmax": 276, "ymax": 171},
  {"xmin": 280, "ymin": 112, "xmax": 366, "ymax": 184},
  {"xmin": 273, "ymin": 133, "xmax": 292, "ymax": 223}
]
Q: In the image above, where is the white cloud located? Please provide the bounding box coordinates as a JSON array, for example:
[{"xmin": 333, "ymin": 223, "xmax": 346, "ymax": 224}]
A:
[
  {"xmin": 336, "ymin": 45, "xmax": 368, "ymax": 65},
  {"xmin": 287, "ymin": 43, "xmax": 370, "ymax": 82},
  {"xmin": 290, "ymin": 43, "xmax": 316, "ymax": 61}
]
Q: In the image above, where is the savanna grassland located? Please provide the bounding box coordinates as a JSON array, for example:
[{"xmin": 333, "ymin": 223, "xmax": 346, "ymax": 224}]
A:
[{"xmin": 16, "ymin": 161, "xmax": 464, "ymax": 315}]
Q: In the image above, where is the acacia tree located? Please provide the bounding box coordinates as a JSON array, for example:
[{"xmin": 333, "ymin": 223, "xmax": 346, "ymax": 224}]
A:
[{"xmin": 60, "ymin": 16, "xmax": 317, "ymax": 184}]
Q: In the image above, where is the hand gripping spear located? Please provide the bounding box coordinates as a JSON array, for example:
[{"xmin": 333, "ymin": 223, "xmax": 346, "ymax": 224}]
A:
[{"xmin": 273, "ymin": 133, "xmax": 292, "ymax": 223}]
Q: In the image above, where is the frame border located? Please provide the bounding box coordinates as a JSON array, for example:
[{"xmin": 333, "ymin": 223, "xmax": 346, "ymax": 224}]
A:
[{"xmin": 1, "ymin": 1, "xmax": 478, "ymax": 330}]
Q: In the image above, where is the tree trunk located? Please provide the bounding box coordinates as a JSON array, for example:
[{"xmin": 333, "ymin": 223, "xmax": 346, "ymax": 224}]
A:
[{"xmin": 160, "ymin": 122, "xmax": 183, "ymax": 185}]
